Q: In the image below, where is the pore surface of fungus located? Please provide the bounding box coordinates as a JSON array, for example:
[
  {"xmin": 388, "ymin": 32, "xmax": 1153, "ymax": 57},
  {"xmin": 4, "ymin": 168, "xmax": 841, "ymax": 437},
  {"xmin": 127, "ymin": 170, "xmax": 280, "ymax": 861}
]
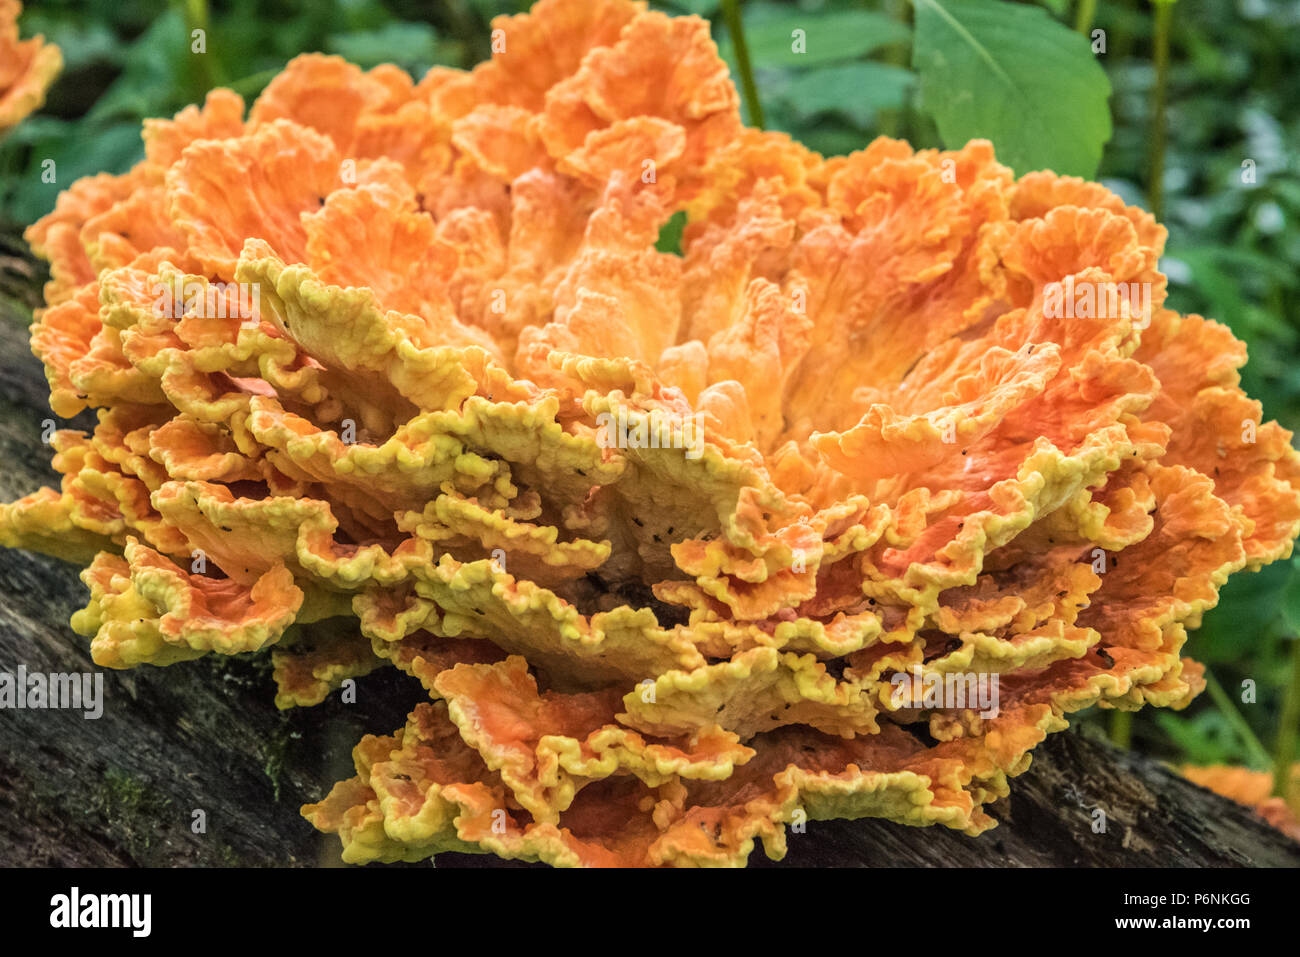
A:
[{"xmin": 3, "ymin": 0, "xmax": 1300, "ymax": 866}]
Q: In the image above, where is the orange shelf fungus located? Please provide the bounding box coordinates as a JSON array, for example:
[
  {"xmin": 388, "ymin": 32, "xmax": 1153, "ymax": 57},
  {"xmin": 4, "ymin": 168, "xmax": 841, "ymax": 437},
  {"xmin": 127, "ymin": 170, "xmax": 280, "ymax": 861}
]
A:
[
  {"xmin": 0, "ymin": 0, "xmax": 60, "ymax": 137},
  {"xmin": 3, "ymin": 0, "xmax": 1299, "ymax": 866},
  {"xmin": 1182, "ymin": 765, "xmax": 1300, "ymax": 843}
]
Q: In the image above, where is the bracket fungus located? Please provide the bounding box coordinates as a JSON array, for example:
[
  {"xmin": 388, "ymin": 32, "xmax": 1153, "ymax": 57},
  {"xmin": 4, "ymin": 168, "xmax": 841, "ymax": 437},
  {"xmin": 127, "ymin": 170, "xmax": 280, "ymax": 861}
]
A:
[
  {"xmin": 3, "ymin": 0, "xmax": 1300, "ymax": 867},
  {"xmin": 0, "ymin": 0, "xmax": 61, "ymax": 137},
  {"xmin": 1182, "ymin": 764, "xmax": 1300, "ymax": 843}
]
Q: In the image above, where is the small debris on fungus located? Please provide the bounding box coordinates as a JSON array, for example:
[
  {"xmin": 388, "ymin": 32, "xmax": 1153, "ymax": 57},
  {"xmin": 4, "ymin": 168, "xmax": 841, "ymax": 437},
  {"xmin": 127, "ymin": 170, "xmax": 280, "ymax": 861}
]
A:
[{"xmin": 1, "ymin": 0, "xmax": 1299, "ymax": 867}]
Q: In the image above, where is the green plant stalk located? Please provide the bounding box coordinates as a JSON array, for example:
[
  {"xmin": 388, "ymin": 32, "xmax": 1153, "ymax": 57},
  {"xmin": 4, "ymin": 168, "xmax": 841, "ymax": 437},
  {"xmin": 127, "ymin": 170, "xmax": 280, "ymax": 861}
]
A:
[
  {"xmin": 877, "ymin": 0, "xmax": 913, "ymax": 140},
  {"xmin": 1109, "ymin": 709, "xmax": 1132, "ymax": 749},
  {"xmin": 1112, "ymin": 0, "xmax": 1137, "ymax": 62},
  {"xmin": 720, "ymin": 0, "xmax": 764, "ymax": 130},
  {"xmin": 176, "ymin": 0, "xmax": 219, "ymax": 96},
  {"xmin": 1204, "ymin": 668, "xmax": 1273, "ymax": 770},
  {"xmin": 1273, "ymin": 637, "xmax": 1300, "ymax": 810},
  {"xmin": 1075, "ymin": 0, "xmax": 1098, "ymax": 34},
  {"xmin": 1147, "ymin": 0, "xmax": 1175, "ymax": 220}
]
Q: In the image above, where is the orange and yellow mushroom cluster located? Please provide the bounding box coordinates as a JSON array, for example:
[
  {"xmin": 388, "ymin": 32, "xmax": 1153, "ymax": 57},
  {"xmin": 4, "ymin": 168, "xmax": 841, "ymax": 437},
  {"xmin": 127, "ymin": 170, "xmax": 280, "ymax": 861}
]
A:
[
  {"xmin": 0, "ymin": 0, "xmax": 60, "ymax": 136},
  {"xmin": 3, "ymin": 0, "xmax": 1299, "ymax": 866}
]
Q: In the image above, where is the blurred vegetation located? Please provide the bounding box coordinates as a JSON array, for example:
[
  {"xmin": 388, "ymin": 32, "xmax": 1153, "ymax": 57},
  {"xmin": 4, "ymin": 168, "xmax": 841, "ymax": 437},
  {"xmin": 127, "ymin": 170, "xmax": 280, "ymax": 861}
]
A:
[{"xmin": 2, "ymin": 0, "xmax": 1298, "ymax": 782}]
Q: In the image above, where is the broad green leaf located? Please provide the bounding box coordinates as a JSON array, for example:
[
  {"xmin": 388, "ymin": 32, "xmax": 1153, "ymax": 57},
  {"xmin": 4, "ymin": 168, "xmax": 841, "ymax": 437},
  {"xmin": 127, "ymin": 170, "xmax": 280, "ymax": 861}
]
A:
[
  {"xmin": 720, "ymin": 10, "xmax": 911, "ymax": 68},
  {"xmin": 911, "ymin": 0, "xmax": 1111, "ymax": 177},
  {"xmin": 782, "ymin": 62, "xmax": 915, "ymax": 127}
]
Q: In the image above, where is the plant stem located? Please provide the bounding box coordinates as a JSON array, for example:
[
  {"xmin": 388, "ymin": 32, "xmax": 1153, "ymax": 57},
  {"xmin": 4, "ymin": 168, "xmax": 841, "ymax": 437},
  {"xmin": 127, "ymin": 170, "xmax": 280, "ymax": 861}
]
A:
[
  {"xmin": 1147, "ymin": 0, "xmax": 1175, "ymax": 220},
  {"xmin": 1075, "ymin": 0, "xmax": 1097, "ymax": 34},
  {"xmin": 1273, "ymin": 637, "xmax": 1300, "ymax": 811},
  {"xmin": 176, "ymin": 0, "xmax": 218, "ymax": 97},
  {"xmin": 877, "ymin": 0, "xmax": 912, "ymax": 140},
  {"xmin": 720, "ymin": 0, "xmax": 764, "ymax": 130},
  {"xmin": 1109, "ymin": 709, "xmax": 1132, "ymax": 749},
  {"xmin": 1204, "ymin": 668, "xmax": 1273, "ymax": 770}
]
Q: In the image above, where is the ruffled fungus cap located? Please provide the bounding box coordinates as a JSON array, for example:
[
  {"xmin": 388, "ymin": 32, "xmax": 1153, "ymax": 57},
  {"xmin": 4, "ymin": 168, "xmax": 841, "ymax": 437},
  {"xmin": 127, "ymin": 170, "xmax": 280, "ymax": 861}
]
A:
[
  {"xmin": 3, "ymin": 0, "xmax": 1299, "ymax": 866},
  {"xmin": 0, "ymin": 0, "xmax": 61, "ymax": 136}
]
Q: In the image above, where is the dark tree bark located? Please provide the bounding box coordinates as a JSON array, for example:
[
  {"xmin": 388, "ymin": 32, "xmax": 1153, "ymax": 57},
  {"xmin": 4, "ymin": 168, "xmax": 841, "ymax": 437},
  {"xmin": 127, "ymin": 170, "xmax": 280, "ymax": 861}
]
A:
[{"xmin": 1, "ymin": 232, "xmax": 1296, "ymax": 869}]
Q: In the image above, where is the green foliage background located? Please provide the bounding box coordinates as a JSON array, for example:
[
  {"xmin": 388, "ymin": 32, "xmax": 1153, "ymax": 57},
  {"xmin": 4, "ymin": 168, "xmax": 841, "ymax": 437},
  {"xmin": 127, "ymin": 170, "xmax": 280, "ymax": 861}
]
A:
[{"xmin": 2, "ymin": 0, "xmax": 1298, "ymax": 777}]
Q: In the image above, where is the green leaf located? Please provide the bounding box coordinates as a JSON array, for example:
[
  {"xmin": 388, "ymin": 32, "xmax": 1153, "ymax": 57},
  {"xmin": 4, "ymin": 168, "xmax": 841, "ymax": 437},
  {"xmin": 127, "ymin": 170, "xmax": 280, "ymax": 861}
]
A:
[
  {"xmin": 7, "ymin": 120, "xmax": 144, "ymax": 224},
  {"xmin": 911, "ymin": 0, "xmax": 1112, "ymax": 177},
  {"xmin": 326, "ymin": 22, "xmax": 440, "ymax": 72},
  {"xmin": 720, "ymin": 10, "xmax": 911, "ymax": 68},
  {"xmin": 782, "ymin": 62, "xmax": 916, "ymax": 127},
  {"xmin": 20, "ymin": 17, "xmax": 122, "ymax": 72},
  {"xmin": 84, "ymin": 10, "xmax": 191, "ymax": 123},
  {"xmin": 1192, "ymin": 559, "xmax": 1292, "ymax": 663},
  {"xmin": 1280, "ymin": 558, "xmax": 1300, "ymax": 636},
  {"xmin": 799, "ymin": 126, "xmax": 875, "ymax": 159},
  {"xmin": 661, "ymin": 0, "xmax": 721, "ymax": 15},
  {"xmin": 655, "ymin": 210, "xmax": 687, "ymax": 256},
  {"xmin": 1155, "ymin": 710, "xmax": 1244, "ymax": 767}
]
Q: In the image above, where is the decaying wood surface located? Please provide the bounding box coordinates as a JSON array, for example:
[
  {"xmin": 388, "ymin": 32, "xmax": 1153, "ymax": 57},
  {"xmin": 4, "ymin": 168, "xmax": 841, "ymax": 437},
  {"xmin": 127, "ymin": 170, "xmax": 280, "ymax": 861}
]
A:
[{"xmin": 1, "ymin": 230, "xmax": 1296, "ymax": 868}]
